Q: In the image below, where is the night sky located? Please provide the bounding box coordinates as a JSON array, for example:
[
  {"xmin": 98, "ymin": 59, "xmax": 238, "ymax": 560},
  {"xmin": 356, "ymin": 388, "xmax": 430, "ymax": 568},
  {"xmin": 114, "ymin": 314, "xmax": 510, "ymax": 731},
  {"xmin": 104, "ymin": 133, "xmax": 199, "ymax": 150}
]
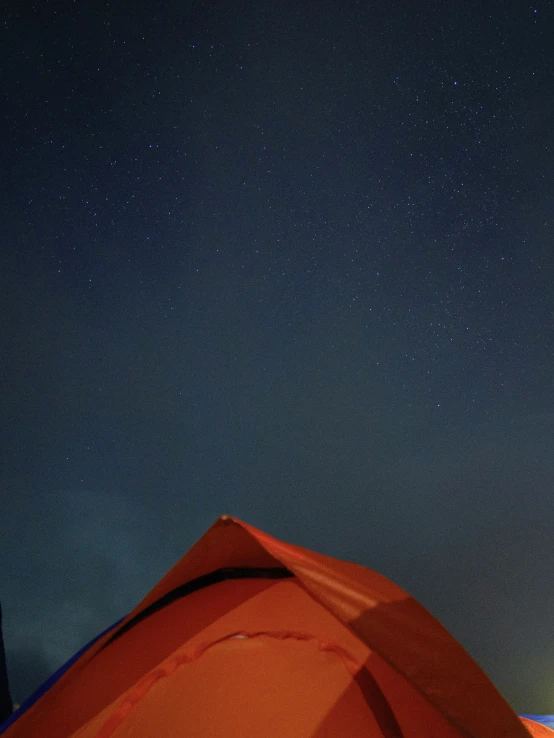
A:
[{"xmin": 1, "ymin": 0, "xmax": 553, "ymax": 715}]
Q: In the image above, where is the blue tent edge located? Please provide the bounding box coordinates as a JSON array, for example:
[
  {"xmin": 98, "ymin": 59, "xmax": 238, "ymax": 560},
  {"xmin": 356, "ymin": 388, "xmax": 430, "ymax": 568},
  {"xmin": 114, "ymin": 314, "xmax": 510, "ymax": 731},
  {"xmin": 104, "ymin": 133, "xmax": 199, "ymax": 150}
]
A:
[
  {"xmin": 0, "ymin": 616, "xmax": 125, "ymax": 735},
  {"xmin": 521, "ymin": 715, "xmax": 554, "ymax": 729}
]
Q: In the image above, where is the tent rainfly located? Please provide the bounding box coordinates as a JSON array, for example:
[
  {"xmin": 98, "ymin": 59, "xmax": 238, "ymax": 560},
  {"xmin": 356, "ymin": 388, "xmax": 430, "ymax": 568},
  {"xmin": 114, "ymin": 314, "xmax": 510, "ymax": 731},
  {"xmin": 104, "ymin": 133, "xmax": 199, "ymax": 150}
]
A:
[{"xmin": 1, "ymin": 515, "xmax": 552, "ymax": 737}]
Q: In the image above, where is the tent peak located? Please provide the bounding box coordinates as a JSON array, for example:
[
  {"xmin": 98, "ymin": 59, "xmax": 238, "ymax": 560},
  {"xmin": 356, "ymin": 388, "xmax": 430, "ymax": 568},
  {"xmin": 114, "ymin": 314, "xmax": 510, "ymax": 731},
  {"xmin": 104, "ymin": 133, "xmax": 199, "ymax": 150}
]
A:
[{"xmin": 217, "ymin": 514, "xmax": 248, "ymax": 524}]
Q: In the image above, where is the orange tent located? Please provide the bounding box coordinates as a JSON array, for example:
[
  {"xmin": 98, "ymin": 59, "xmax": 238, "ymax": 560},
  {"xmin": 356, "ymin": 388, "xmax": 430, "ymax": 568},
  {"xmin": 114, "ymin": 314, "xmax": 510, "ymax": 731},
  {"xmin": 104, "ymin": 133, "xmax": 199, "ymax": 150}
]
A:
[{"xmin": 2, "ymin": 515, "xmax": 551, "ymax": 737}]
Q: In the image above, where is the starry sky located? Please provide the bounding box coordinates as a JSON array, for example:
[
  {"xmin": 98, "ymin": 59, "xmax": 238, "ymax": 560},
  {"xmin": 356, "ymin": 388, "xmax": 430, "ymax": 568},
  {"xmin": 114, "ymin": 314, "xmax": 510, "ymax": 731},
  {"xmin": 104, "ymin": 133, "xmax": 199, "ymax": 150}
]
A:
[{"xmin": 1, "ymin": 0, "xmax": 553, "ymax": 715}]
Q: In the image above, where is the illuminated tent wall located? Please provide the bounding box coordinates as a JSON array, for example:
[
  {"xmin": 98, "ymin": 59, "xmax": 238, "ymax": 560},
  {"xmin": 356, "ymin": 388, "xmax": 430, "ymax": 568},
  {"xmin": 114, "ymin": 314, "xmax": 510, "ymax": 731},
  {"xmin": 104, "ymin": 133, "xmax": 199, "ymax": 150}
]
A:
[
  {"xmin": 522, "ymin": 718, "xmax": 554, "ymax": 732},
  {"xmin": 1, "ymin": 516, "xmax": 552, "ymax": 738}
]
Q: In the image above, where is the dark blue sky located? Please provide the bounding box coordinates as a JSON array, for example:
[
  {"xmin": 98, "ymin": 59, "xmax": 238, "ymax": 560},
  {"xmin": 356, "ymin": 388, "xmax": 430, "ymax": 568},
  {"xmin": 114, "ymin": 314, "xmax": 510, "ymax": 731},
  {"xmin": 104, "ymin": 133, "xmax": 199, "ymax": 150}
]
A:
[{"xmin": 1, "ymin": 0, "xmax": 553, "ymax": 713}]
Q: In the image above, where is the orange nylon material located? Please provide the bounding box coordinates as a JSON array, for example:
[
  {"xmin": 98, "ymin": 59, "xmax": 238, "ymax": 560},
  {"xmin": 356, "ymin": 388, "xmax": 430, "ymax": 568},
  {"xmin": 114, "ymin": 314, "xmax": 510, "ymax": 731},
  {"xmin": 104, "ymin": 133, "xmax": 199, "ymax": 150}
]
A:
[
  {"xmin": 520, "ymin": 719, "xmax": 554, "ymax": 737},
  {"xmin": 235, "ymin": 516, "xmax": 532, "ymax": 738},
  {"xmin": 5, "ymin": 515, "xmax": 538, "ymax": 738},
  {"xmin": 72, "ymin": 634, "xmax": 390, "ymax": 738}
]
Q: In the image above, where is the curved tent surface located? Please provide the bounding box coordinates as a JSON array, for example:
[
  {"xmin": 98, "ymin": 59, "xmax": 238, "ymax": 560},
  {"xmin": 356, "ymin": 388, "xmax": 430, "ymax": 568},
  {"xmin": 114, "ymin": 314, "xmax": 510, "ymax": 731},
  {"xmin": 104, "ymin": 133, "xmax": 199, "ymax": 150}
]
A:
[
  {"xmin": 521, "ymin": 718, "xmax": 554, "ymax": 736},
  {"xmin": 522, "ymin": 717, "xmax": 554, "ymax": 730},
  {"xmin": 1, "ymin": 515, "xmax": 551, "ymax": 738}
]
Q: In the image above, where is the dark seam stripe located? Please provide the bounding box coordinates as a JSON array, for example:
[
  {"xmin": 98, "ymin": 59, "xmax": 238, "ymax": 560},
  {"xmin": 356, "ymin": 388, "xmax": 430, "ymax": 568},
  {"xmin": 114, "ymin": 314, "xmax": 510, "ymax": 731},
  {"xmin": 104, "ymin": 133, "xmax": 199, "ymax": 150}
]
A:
[{"xmin": 99, "ymin": 567, "xmax": 294, "ymax": 651}]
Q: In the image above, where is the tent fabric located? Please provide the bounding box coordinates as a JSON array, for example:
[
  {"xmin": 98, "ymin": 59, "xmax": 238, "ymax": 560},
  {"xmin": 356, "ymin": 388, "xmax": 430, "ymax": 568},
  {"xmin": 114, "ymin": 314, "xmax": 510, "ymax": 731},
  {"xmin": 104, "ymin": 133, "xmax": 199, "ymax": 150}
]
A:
[
  {"xmin": 1, "ymin": 515, "xmax": 550, "ymax": 737},
  {"xmin": 521, "ymin": 719, "xmax": 554, "ymax": 737},
  {"xmin": 522, "ymin": 717, "xmax": 554, "ymax": 731},
  {"xmin": 0, "ymin": 616, "xmax": 126, "ymax": 736}
]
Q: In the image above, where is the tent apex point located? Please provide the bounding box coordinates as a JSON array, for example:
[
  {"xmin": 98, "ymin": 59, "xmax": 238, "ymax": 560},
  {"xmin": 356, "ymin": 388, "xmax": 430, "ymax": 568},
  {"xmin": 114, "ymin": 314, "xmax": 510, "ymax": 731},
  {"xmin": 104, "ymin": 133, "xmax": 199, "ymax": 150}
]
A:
[{"xmin": 217, "ymin": 514, "xmax": 247, "ymax": 526}]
